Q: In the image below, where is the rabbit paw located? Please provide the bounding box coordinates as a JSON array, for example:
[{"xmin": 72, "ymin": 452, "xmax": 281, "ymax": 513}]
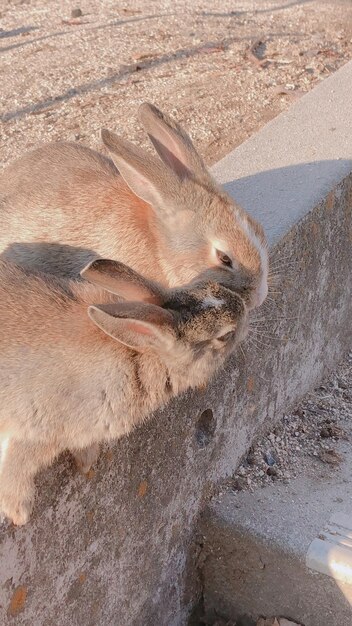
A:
[
  {"xmin": 0, "ymin": 490, "xmax": 34, "ymax": 526},
  {"xmin": 72, "ymin": 444, "xmax": 100, "ymax": 475}
]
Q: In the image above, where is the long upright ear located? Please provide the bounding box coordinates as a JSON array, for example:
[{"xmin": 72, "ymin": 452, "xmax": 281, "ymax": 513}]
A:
[
  {"xmin": 80, "ymin": 259, "xmax": 165, "ymax": 304},
  {"xmin": 101, "ymin": 129, "xmax": 179, "ymax": 214},
  {"xmin": 138, "ymin": 103, "xmax": 212, "ymax": 183},
  {"xmin": 88, "ymin": 302, "xmax": 175, "ymax": 352}
]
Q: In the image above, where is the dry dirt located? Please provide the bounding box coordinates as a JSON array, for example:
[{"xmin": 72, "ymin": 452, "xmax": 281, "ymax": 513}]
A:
[
  {"xmin": 230, "ymin": 351, "xmax": 352, "ymax": 493},
  {"xmin": 1, "ymin": 0, "xmax": 352, "ymax": 171}
]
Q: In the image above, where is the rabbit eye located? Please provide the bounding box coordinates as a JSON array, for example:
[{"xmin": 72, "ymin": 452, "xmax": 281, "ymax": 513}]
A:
[
  {"xmin": 216, "ymin": 250, "xmax": 233, "ymax": 268},
  {"xmin": 217, "ymin": 330, "xmax": 236, "ymax": 343}
]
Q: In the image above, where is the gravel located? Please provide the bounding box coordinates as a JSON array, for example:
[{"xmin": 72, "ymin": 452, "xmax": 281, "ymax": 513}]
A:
[{"xmin": 230, "ymin": 351, "xmax": 352, "ymax": 493}]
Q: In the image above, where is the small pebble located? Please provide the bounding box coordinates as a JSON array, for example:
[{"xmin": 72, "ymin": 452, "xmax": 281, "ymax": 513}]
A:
[
  {"xmin": 264, "ymin": 450, "xmax": 277, "ymax": 466},
  {"xmin": 232, "ymin": 477, "xmax": 247, "ymax": 492},
  {"xmin": 267, "ymin": 467, "xmax": 278, "ymax": 477},
  {"xmin": 246, "ymin": 452, "xmax": 256, "ymax": 466},
  {"xmin": 338, "ymin": 380, "xmax": 348, "ymax": 390},
  {"xmin": 71, "ymin": 8, "xmax": 82, "ymax": 18},
  {"xmin": 320, "ymin": 427, "xmax": 331, "ymax": 438}
]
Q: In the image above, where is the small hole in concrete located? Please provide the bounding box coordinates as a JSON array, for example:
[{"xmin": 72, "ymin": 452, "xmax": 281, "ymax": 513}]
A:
[{"xmin": 196, "ymin": 409, "xmax": 216, "ymax": 448}]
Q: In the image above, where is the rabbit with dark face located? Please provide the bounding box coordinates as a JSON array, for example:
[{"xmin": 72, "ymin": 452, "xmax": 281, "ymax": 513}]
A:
[
  {"xmin": 0, "ymin": 259, "xmax": 247, "ymax": 526},
  {"xmin": 0, "ymin": 104, "xmax": 268, "ymax": 310}
]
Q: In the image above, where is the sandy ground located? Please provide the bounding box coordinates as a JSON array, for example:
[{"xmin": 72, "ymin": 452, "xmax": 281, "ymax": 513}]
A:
[{"xmin": 1, "ymin": 0, "xmax": 352, "ymax": 171}]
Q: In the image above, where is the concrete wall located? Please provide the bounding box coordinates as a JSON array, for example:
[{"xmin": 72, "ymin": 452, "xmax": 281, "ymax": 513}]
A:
[{"xmin": 1, "ymin": 61, "xmax": 352, "ymax": 626}]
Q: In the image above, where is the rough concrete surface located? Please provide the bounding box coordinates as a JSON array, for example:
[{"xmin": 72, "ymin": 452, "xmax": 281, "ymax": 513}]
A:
[{"xmin": 0, "ymin": 65, "xmax": 352, "ymax": 626}]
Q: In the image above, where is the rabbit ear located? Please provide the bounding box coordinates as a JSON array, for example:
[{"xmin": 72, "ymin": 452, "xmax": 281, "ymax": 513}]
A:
[
  {"xmin": 138, "ymin": 103, "xmax": 212, "ymax": 183},
  {"xmin": 88, "ymin": 302, "xmax": 175, "ymax": 352},
  {"xmin": 101, "ymin": 129, "xmax": 179, "ymax": 214},
  {"xmin": 81, "ymin": 259, "xmax": 165, "ymax": 304}
]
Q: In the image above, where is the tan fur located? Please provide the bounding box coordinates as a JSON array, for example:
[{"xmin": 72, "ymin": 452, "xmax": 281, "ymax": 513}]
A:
[
  {"xmin": 0, "ymin": 104, "xmax": 268, "ymax": 309},
  {"xmin": 0, "ymin": 259, "xmax": 247, "ymax": 525}
]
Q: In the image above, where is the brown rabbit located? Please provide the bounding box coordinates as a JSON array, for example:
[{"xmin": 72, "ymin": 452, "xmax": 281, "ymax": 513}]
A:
[
  {"xmin": 0, "ymin": 104, "xmax": 268, "ymax": 309},
  {"xmin": 0, "ymin": 258, "xmax": 248, "ymax": 526}
]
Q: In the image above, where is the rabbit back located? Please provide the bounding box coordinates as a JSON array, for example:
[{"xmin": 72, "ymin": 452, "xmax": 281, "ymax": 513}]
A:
[{"xmin": 0, "ymin": 143, "xmax": 160, "ymax": 280}]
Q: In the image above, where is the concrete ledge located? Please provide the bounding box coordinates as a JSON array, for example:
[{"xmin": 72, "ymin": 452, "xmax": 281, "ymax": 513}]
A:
[
  {"xmin": 1, "ymin": 62, "xmax": 352, "ymax": 626},
  {"xmin": 212, "ymin": 59, "xmax": 352, "ymax": 246}
]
